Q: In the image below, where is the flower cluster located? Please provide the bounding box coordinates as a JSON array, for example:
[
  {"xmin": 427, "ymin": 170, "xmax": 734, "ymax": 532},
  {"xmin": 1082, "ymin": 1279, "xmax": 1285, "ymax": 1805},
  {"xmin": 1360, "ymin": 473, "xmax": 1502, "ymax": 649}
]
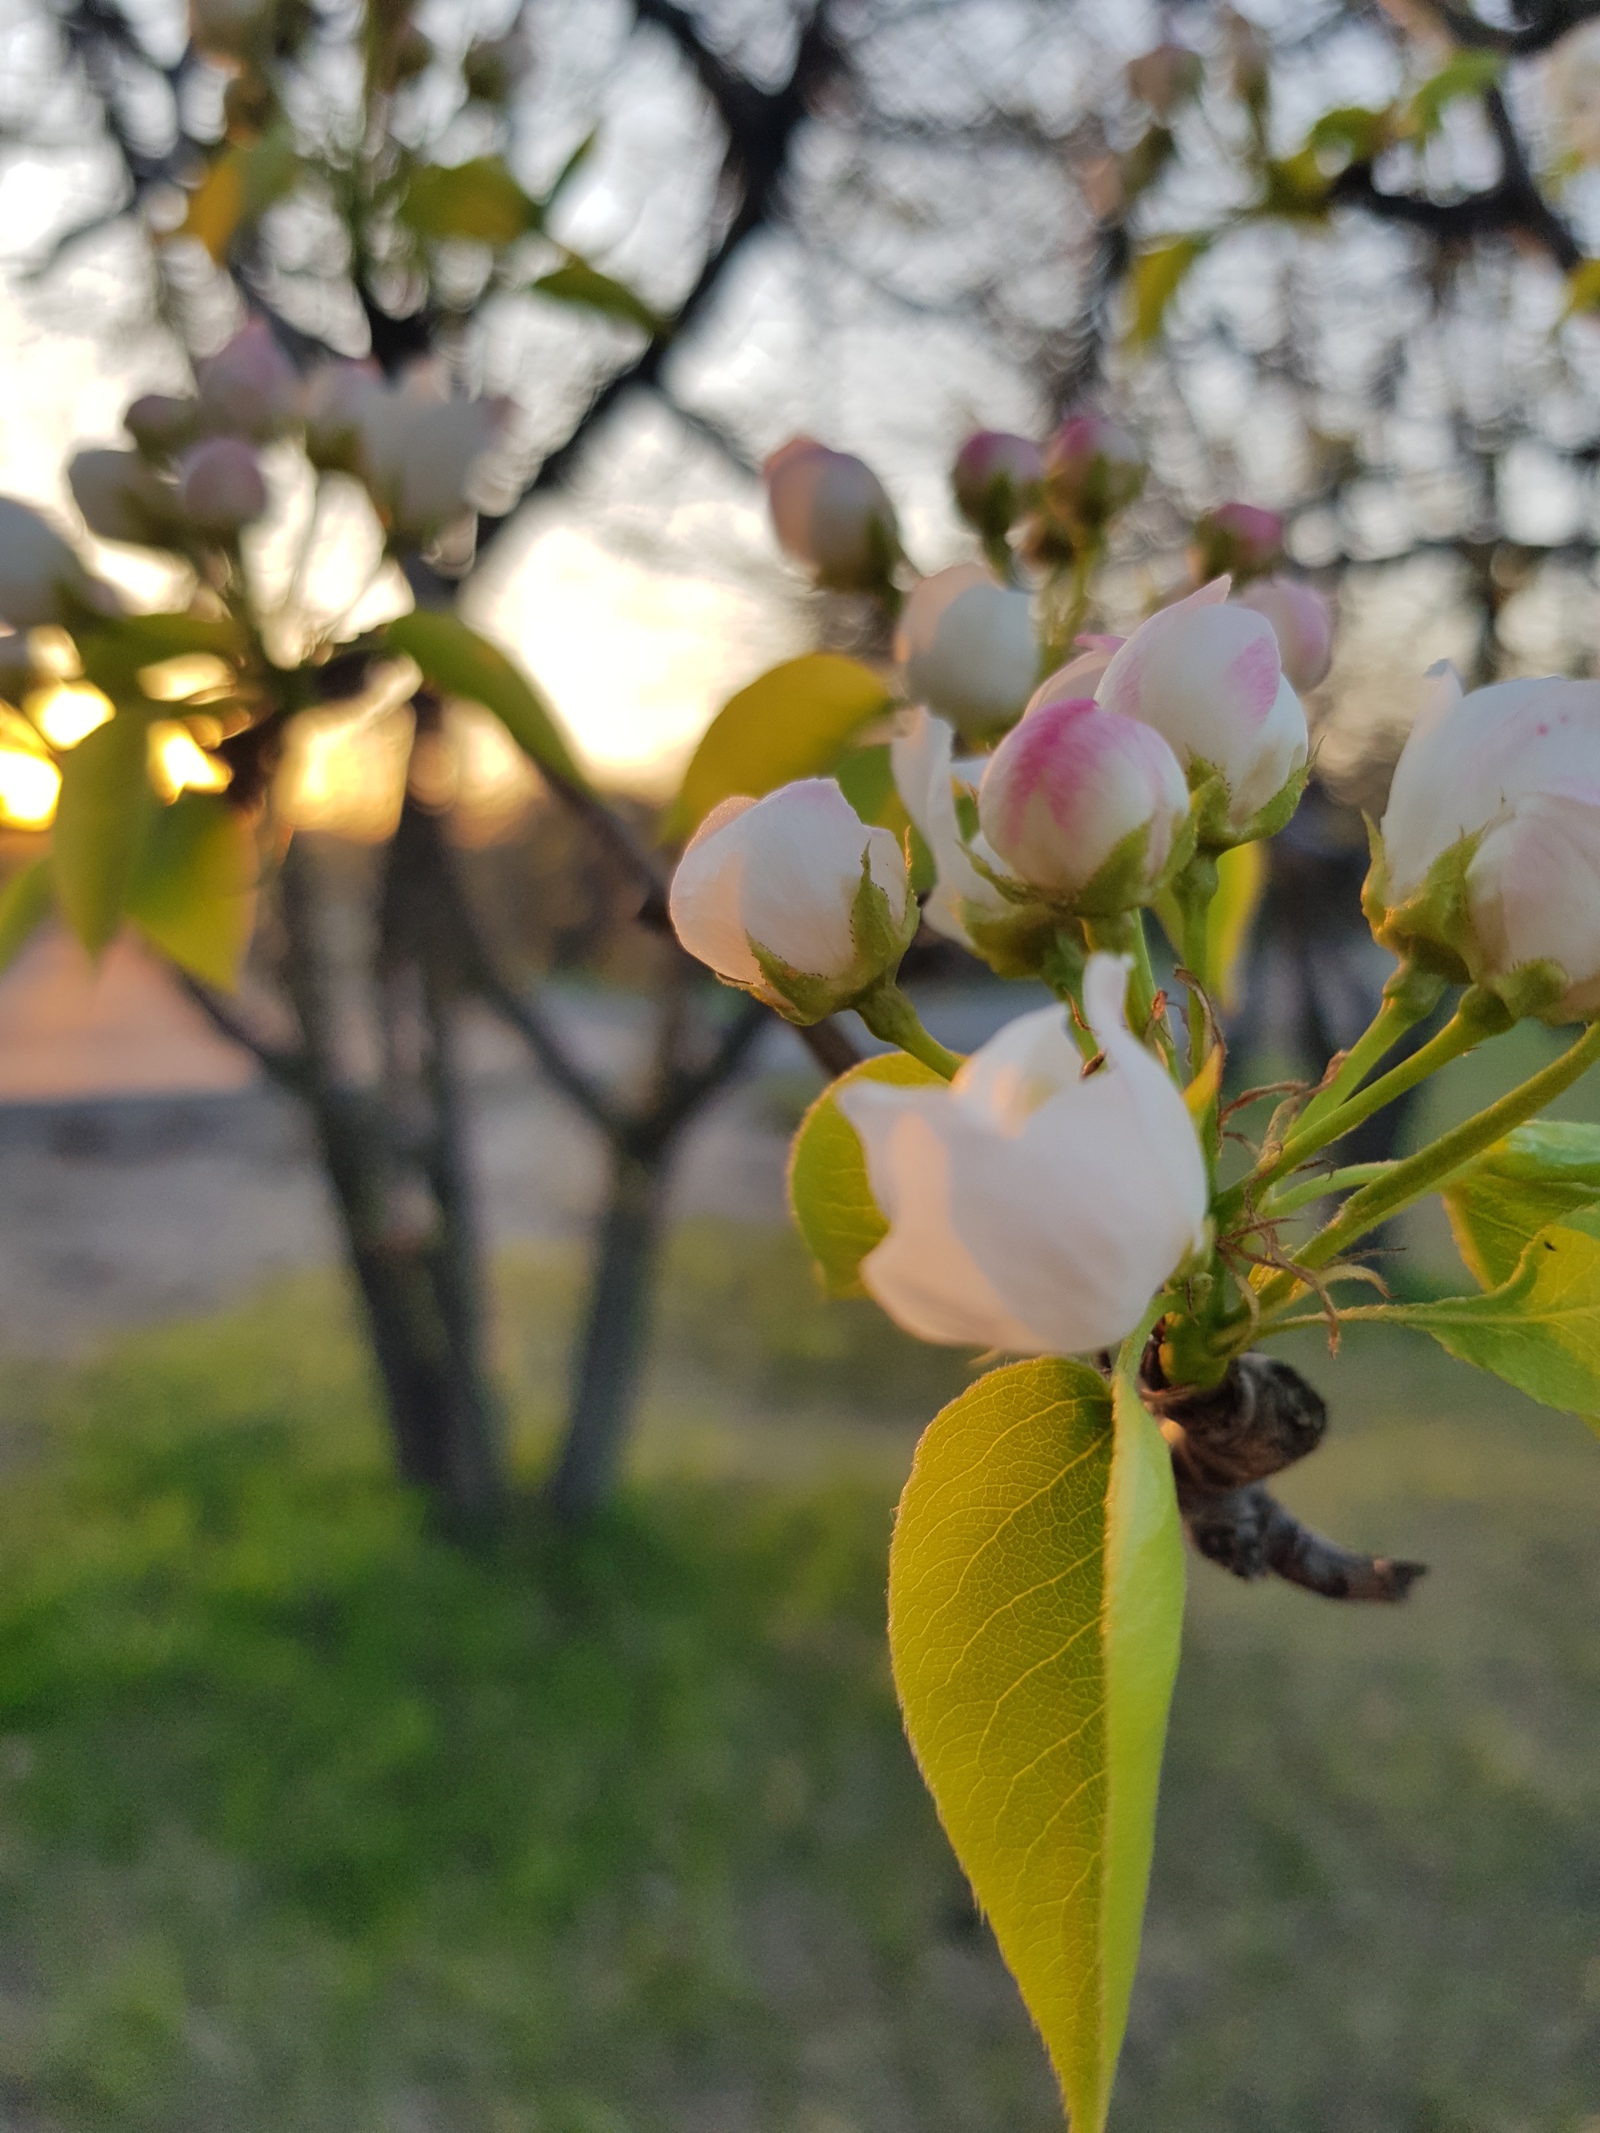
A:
[
  {"xmin": 670, "ymin": 407, "xmax": 1600, "ymax": 1394},
  {"xmin": 0, "ymin": 317, "xmax": 513, "ymax": 642}
]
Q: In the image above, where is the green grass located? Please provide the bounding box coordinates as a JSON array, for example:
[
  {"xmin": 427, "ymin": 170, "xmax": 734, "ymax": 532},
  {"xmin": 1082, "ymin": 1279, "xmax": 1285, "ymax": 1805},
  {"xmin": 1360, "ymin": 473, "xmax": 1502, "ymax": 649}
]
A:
[{"xmin": 0, "ymin": 1227, "xmax": 1597, "ymax": 2130}]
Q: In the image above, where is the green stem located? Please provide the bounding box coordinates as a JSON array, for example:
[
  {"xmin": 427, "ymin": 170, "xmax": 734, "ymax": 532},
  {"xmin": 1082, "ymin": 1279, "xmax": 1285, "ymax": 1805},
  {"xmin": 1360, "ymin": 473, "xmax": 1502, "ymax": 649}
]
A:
[
  {"xmin": 1288, "ymin": 963, "xmax": 1446, "ymax": 1144},
  {"xmin": 1248, "ymin": 1015, "xmax": 1600, "ymax": 1332},
  {"xmin": 1262, "ymin": 1161, "xmax": 1396, "ymax": 1220},
  {"xmin": 855, "ymin": 983, "xmax": 964, "ymax": 1081},
  {"xmin": 1247, "ymin": 985, "xmax": 1506, "ymax": 1202},
  {"xmin": 1171, "ymin": 855, "xmax": 1218, "ymax": 1084},
  {"xmin": 1041, "ymin": 538, "xmax": 1101, "ymax": 672}
]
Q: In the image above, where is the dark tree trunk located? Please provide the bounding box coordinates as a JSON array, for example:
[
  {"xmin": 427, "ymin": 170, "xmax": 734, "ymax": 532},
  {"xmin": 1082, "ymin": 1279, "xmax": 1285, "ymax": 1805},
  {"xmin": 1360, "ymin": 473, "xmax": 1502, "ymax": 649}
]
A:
[
  {"xmin": 277, "ymin": 813, "xmax": 505, "ymax": 1524},
  {"xmin": 548, "ymin": 1140, "xmax": 671, "ymax": 1525}
]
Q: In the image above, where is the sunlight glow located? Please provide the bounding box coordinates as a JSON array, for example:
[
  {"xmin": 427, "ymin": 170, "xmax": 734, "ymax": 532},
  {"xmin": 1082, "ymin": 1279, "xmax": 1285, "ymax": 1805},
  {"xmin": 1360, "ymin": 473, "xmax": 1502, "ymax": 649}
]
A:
[
  {"xmin": 29, "ymin": 682, "xmax": 112, "ymax": 749},
  {"xmin": 0, "ymin": 747, "xmax": 60, "ymax": 827},
  {"xmin": 149, "ymin": 721, "xmax": 232, "ymax": 800}
]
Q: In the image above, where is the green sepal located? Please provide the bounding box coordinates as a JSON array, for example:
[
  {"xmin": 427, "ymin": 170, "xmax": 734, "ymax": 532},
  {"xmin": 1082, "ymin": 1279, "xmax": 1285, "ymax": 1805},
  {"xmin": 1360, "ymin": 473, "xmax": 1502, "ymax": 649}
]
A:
[
  {"xmin": 747, "ymin": 853, "xmax": 918, "ymax": 1026},
  {"xmin": 1187, "ymin": 755, "xmax": 1309, "ymax": 852},
  {"xmin": 1365, "ymin": 823, "xmax": 1575, "ymax": 1024}
]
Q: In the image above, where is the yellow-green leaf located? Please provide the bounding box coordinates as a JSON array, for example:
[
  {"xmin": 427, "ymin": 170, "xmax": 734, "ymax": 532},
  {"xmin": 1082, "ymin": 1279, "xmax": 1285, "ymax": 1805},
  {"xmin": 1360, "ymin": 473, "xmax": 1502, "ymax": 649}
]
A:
[
  {"xmin": 0, "ymin": 856, "xmax": 54, "ymax": 976},
  {"xmin": 1353, "ymin": 1212, "xmax": 1600, "ymax": 1432},
  {"xmin": 173, "ymin": 133, "xmax": 302, "ymax": 262},
  {"xmin": 1564, "ymin": 258, "xmax": 1600, "ymax": 319},
  {"xmin": 386, "ymin": 611, "xmax": 589, "ymax": 793},
  {"xmin": 1407, "ymin": 51, "xmax": 1500, "ymax": 140},
  {"xmin": 667, "ymin": 654, "xmax": 895, "ymax": 841},
  {"xmin": 787, "ymin": 1052, "xmax": 944, "ymax": 1298},
  {"xmin": 51, "ymin": 711, "xmax": 157, "ymax": 955},
  {"xmin": 1127, "ymin": 235, "xmax": 1210, "ymax": 346},
  {"xmin": 126, "ymin": 794, "xmax": 258, "ymax": 990},
  {"xmin": 400, "ymin": 157, "xmax": 541, "ymax": 245},
  {"xmin": 1443, "ymin": 1121, "xmax": 1600, "ymax": 1288},
  {"xmin": 888, "ymin": 1352, "xmax": 1184, "ymax": 2131},
  {"xmin": 531, "ymin": 260, "xmax": 661, "ymax": 336}
]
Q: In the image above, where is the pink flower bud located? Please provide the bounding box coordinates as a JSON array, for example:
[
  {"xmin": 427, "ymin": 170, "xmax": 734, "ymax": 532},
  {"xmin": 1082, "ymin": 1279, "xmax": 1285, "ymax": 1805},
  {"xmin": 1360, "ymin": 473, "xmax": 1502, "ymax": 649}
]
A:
[
  {"xmin": 895, "ymin": 564, "xmax": 1037, "ymax": 737},
  {"xmin": 1039, "ymin": 414, "xmax": 1146, "ymax": 536},
  {"xmin": 1192, "ymin": 501, "xmax": 1284, "ymax": 584},
  {"xmin": 1096, "ymin": 579, "xmax": 1308, "ymax": 835},
  {"xmin": 979, "ymin": 695, "xmax": 1190, "ymax": 902},
  {"xmin": 125, "ymin": 394, "xmax": 199, "ymax": 458},
  {"xmin": 951, "ymin": 430, "xmax": 1044, "ymax": 539},
  {"xmin": 669, "ymin": 778, "xmax": 911, "ymax": 1019},
  {"xmin": 1126, "ymin": 42, "xmax": 1204, "ymax": 117},
  {"xmin": 1237, "ymin": 576, "xmax": 1334, "ymax": 691},
  {"xmin": 176, "ymin": 437, "xmax": 268, "ymax": 531},
  {"xmin": 1377, "ymin": 668, "xmax": 1600, "ymax": 1018},
  {"xmin": 69, "ymin": 449, "xmax": 182, "ymax": 548},
  {"xmin": 764, "ymin": 437, "xmax": 900, "ymax": 591},
  {"xmin": 198, "ymin": 320, "xmax": 299, "ymax": 441},
  {"xmin": 836, "ymin": 954, "xmax": 1209, "ymax": 1355}
]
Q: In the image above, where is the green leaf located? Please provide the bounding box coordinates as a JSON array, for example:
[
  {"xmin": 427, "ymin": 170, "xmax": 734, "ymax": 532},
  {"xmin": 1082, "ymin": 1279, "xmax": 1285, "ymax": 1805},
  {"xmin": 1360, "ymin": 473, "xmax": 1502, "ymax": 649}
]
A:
[
  {"xmin": 1305, "ymin": 103, "xmax": 1393, "ymax": 166},
  {"xmin": 1260, "ymin": 148, "xmax": 1331, "ymax": 219},
  {"xmin": 1563, "ymin": 258, "xmax": 1600, "ymax": 319},
  {"xmin": 399, "ymin": 157, "xmax": 542, "ymax": 245},
  {"xmin": 1360, "ymin": 1213, "xmax": 1600, "ymax": 1432},
  {"xmin": 0, "ymin": 857, "xmax": 55, "ymax": 976},
  {"xmin": 75, "ymin": 613, "xmax": 244, "ymax": 708},
  {"xmin": 51, "ymin": 712, "xmax": 156, "ymax": 955},
  {"xmin": 172, "ymin": 131, "xmax": 303, "ymax": 262},
  {"xmin": 1126, "ymin": 235, "xmax": 1210, "ymax": 346},
  {"xmin": 786, "ymin": 1051, "xmax": 943, "ymax": 1297},
  {"xmin": 1444, "ymin": 1122, "xmax": 1600, "ymax": 1288},
  {"xmin": 834, "ymin": 741, "xmax": 933, "ymax": 891},
  {"xmin": 531, "ymin": 259, "xmax": 661, "ymax": 336},
  {"xmin": 386, "ymin": 611, "xmax": 589, "ymax": 792},
  {"xmin": 888, "ymin": 1351, "xmax": 1184, "ymax": 2131},
  {"xmin": 667, "ymin": 654, "xmax": 895, "ymax": 841},
  {"xmin": 542, "ymin": 128, "xmax": 598, "ymax": 210},
  {"xmin": 1407, "ymin": 51, "xmax": 1501, "ymax": 140},
  {"xmin": 126, "ymin": 795, "xmax": 258, "ymax": 990}
]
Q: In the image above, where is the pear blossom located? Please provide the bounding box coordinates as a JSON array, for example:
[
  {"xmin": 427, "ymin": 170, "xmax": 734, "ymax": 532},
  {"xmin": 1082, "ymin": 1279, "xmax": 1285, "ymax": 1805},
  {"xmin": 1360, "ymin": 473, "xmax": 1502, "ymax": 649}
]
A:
[
  {"xmin": 198, "ymin": 320, "xmax": 300, "ymax": 440},
  {"xmin": 836, "ymin": 953, "xmax": 1208, "ymax": 1354},
  {"xmin": 978, "ymin": 694, "xmax": 1190, "ymax": 905},
  {"xmin": 669, "ymin": 778, "xmax": 912, "ymax": 1021},
  {"xmin": 0, "ymin": 497, "xmax": 101, "ymax": 627},
  {"xmin": 1373, "ymin": 667, "xmax": 1600, "ymax": 1018},
  {"xmin": 952, "ymin": 430, "xmax": 1044, "ymax": 539},
  {"xmin": 890, "ymin": 710, "xmax": 1010, "ymax": 947},
  {"xmin": 304, "ymin": 364, "xmax": 509, "ymax": 539},
  {"xmin": 176, "ymin": 437, "xmax": 268, "ymax": 531},
  {"xmin": 1095, "ymin": 577, "xmax": 1308, "ymax": 836},
  {"xmin": 764, "ymin": 437, "xmax": 899, "ymax": 591},
  {"xmin": 1039, "ymin": 414, "xmax": 1146, "ymax": 536},
  {"xmin": 1192, "ymin": 501, "xmax": 1283, "ymax": 583},
  {"xmin": 1237, "ymin": 575, "xmax": 1333, "ymax": 692},
  {"xmin": 895, "ymin": 564, "xmax": 1037, "ymax": 736}
]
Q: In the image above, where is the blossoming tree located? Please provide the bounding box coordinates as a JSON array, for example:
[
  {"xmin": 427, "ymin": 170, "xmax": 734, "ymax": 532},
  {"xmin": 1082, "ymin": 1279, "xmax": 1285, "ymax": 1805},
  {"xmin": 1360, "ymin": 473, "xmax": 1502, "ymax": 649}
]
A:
[{"xmin": 665, "ymin": 419, "xmax": 1600, "ymax": 2128}]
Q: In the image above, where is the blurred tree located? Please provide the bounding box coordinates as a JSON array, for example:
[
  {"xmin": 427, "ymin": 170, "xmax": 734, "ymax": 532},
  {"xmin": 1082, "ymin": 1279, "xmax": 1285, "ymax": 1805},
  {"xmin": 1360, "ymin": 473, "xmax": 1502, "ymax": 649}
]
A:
[{"xmin": 12, "ymin": 0, "xmax": 1600, "ymax": 1515}]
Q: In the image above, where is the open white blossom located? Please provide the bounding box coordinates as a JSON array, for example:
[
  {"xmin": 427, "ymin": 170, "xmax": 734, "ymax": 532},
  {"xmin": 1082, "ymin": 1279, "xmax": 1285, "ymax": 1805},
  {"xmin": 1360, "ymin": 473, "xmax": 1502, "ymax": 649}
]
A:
[{"xmin": 837, "ymin": 954, "xmax": 1208, "ymax": 1353}]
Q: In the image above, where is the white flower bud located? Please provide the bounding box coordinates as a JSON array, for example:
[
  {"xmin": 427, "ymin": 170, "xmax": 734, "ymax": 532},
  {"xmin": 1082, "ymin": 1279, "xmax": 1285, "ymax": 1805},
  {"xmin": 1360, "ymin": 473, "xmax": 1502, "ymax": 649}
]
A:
[
  {"xmin": 1237, "ymin": 575, "xmax": 1333, "ymax": 692},
  {"xmin": 979, "ymin": 693, "xmax": 1190, "ymax": 907},
  {"xmin": 764, "ymin": 437, "xmax": 899, "ymax": 591},
  {"xmin": 837, "ymin": 953, "xmax": 1208, "ymax": 1354},
  {"xmin": 0, "ymin": 496, "xmax": 99, "ymax": 627},
  {"xmin": 309, "ymin": 366, "xmax": 508, "ymax": 540},
  {"xmin": 669, "ymin": 778, "xmax": 913, "ymax": 1021},
  {"xmin": 1095, "ymin": 578, "xmax": 1308, "ymax": 837},
  {"xmin": 890, "ymin": 710, "xmax": 1009, "ymax": 949},
  {"xmin": 176, "ymin": 436, "xmax": 268, "ymax": 531},
  {"xmin": 895, "ymin": 564, "xmax": 1037, "ymax": 737},
  {"xmin": 198, "ymin": 319, "xmax": 299, "ymax": 441},
  {"xmin": 1374, "ymin": 667, "xmax": 1600, "ymax": 1018},
  {"xmin": 69, "ymin": 449, "xmax": 182, "ymax": 549}
]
